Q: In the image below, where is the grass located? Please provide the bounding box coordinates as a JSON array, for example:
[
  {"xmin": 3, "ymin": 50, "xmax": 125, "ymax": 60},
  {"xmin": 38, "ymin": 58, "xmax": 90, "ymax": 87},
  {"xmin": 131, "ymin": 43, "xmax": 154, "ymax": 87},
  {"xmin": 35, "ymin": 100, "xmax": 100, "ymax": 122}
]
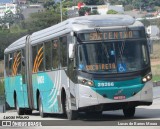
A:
[
  {"xmin": 150, "ymin": 40, "xmax": 160, "ymax": 82},
  {"xmin": 0, "ymin": 78, "xmax": 4, "ymax": 105},
  {"xmin": 150, "ymin": 40, "xmax": 160, "ymax": 59},
  {"xmin": 152, "ymin": 75, "xmax": 160, "ymax": 82},
  {"xmin": 0, "ymin": 79, "xmax": 4, "ymax": 96}
]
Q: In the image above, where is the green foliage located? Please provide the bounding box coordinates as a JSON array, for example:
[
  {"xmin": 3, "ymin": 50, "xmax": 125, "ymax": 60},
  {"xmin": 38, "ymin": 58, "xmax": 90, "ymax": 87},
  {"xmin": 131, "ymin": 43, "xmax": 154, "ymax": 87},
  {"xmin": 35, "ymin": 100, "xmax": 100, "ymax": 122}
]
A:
[
  {"xmin": 152, "ymin": 75, "xmax": 160, "ymax": 82},
  {"xmin": 63, "ymin": 1, "xmax": 74, "ymax": 8},
  {"xmin": 79, "ymin": 7, "xmax": 91, "ymax": 16},
  {"xmin": 81, "ymin": 0, "xmax": 104, "ymax": 5},
  {"xmin": 90, "ymin": 10, "xmax": 99, "ymax": 15},
  {"xmin": 43, "ymin": 0, "xmax": 55, "ymax": 10},
  {"xmin": 0, "ymin": 31, "xmax": 27, "ymax": 59},
  {"xmin": 109, "ymin": 0, "xmax": 160, "ymax": 10},
  {"xmin": 23, "ymin": 11, "xmax": 64, "ymax": 34},
  {"xmin": 107, "ymin": 9, "xmax": 118, "ymax": 14},
  {"xmin": 124, "ymin": 4, "xmax": 134, "ymax": 11},
  {"xmin": 141, "ymin": 19, "xmax": 150, "ymax": 27},
  {"xmin": 154, "ymin": 6, "xmax": 160, "ymax": 11},
  {"xmin": 28, "ymin": 0, "xmax": 38, "ymax": 3},
  {"xmin": 0, "ymin": 78, "xmax": 4, "ymax": 96}
]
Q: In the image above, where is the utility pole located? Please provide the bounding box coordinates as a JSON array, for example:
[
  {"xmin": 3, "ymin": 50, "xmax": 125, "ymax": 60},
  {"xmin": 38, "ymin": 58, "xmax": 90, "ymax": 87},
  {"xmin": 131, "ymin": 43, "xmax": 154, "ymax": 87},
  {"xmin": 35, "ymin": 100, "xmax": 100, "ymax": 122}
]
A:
[{"xmin": 60, "ymin": 0, "xmax": 63, "ymax": 22}]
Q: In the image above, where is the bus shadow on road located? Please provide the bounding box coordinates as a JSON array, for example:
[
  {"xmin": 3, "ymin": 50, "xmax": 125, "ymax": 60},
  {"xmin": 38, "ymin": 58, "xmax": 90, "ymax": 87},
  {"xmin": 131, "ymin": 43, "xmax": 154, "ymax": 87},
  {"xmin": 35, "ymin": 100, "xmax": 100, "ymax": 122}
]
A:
[
  {"xmin": 29, "ymin": 108, "xmax": 160, "ymax": 121},
  {"xmin": 77, "ymin": 108, "xmax": 160, "ymax": 121}
]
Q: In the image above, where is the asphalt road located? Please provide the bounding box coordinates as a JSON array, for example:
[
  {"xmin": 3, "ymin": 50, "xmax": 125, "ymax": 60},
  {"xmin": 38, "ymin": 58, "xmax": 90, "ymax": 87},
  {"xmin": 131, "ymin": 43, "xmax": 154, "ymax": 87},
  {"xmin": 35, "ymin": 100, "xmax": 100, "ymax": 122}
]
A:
[{"xmin": 0, "ymin": 86, "xmax": 160, "ymax": 129}]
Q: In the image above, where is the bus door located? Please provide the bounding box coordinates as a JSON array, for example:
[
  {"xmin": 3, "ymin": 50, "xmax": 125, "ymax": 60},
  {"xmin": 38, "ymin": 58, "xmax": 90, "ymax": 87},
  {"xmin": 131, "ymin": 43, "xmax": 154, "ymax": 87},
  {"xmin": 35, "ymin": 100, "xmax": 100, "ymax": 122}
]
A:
[{"xmin": 21, "ymin": 49, "xmax": 28, "ymax": 107}]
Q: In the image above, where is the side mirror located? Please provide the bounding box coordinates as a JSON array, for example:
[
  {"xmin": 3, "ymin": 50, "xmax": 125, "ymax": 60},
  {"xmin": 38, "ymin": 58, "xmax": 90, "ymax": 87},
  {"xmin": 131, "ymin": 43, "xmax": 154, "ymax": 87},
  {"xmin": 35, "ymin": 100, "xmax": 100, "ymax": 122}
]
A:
[{"xmin": 69, "ymin": 44, "xmax": 75, "ymax": 59}]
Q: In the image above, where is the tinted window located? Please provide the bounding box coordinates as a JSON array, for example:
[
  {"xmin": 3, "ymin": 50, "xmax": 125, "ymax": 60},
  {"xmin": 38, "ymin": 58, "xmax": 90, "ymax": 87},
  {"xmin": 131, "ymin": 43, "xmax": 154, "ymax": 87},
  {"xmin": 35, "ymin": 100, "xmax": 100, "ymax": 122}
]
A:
[
  {"xmin": 52, "ymin": 39, "xmax": 59, "ymax": 69},
  {"xmin": 37, "ymin": 44, "xmax": 44, "ymax": 72},
  {"xmin": 12, "ymin": 51, "xmax": 21, "ymax": 76},
  {"xmin": 16, "ymin": 51, "xmax": 21, "ymax": 75},
  {"xmin": 32, "ymin": 46, "xmax": 37, "ymax": 73},
  {"xmin": 59, "ymin": 36, "xmax": 67, "ymax": 67},
  {"xmin": 5, "ymin": 54, "xmax": 9, "ymax": 76},
  {"xmin": 78, "ymin": 40, "xmax": 149, "ymax": 73},
  {"xmin": 8, "ymin": 53, "xmax": 13, "ymax": 76},
  {"xmin": 44, "ymin": 41, "xmax": 52, "ymax": 70}
]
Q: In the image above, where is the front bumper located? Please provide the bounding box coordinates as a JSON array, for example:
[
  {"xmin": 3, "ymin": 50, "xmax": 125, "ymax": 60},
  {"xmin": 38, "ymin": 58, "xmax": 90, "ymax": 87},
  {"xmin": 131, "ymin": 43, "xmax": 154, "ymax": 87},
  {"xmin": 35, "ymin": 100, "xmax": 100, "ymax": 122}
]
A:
[{"xmin": 78, "ymin": 81, "xmax": 153, "ymax": 109}]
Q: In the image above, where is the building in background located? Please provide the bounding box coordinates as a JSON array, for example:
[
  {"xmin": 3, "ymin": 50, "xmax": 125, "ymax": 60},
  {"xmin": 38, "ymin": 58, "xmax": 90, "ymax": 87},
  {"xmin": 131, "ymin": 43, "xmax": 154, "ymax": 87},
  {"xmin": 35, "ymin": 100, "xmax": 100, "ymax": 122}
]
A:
[
  {"xmin": 0, "ymin": 3, "xmax": 17, "ymax": 18},
  {"xmin": 13, "ymin": 0, "xmax": 27, "ymax": 4},
  {"xmin": 67, "ymin": 3, "xmax": 124, "ymax": 18},
  {"xmin": 147, "ymin": 25, "xmax": 160, "ymax": 40}
]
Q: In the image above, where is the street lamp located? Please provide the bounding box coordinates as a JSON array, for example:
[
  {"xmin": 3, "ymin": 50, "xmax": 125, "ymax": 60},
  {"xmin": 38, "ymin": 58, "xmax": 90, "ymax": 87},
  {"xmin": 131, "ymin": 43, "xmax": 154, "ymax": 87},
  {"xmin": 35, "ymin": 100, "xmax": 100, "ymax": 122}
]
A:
[{"xmin": 60, "ymin": 0, "xmax": 62, "ymax": 22}]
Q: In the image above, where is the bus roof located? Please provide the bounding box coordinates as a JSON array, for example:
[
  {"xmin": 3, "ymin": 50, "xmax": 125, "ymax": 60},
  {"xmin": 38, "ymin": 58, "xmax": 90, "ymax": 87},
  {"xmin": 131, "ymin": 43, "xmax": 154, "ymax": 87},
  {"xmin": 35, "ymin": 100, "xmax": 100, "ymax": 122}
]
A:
[
  {"xmin": 4, "ymin": 15, "xmax": 144, "ymax": 53},
  {"xmin": 4, "ymin": 35, "xmax": 27, "ymax": 53}
]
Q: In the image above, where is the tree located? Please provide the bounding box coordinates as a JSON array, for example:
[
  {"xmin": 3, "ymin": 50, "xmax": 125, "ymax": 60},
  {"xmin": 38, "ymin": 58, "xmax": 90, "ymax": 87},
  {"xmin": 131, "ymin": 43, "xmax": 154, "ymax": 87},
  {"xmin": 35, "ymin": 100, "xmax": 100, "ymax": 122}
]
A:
[
  {"xmin": 141, "ymin": 19, "xmax": 151, "ymax": 27},
  {"xmin": 81, "ymin": 0, "xmax": 104, "ymax": 5},
  {"xmin": 79, "ymin": 7, "xmax": 91, "ymax": 16},
  {"xmin": 90, "ymin": 10, "xmax": 99, "ymax": 15},
  {"xmin": 28, "ymin": 0, "xmax": 38, "ymax": 3},
  {"xmin": 43, "ymin": 0, "xmax": 56, "ymax": 10},
  {"xmin": 23, "ymin": 10, "xmax": 65, "ymax": 33},
  {"xmin": 107, "ymin": 9, "xmax": 118, "ymax": 14},
  {"xmin": 124, "ymin": 5, "xmax": 134, "ymax": 11}
]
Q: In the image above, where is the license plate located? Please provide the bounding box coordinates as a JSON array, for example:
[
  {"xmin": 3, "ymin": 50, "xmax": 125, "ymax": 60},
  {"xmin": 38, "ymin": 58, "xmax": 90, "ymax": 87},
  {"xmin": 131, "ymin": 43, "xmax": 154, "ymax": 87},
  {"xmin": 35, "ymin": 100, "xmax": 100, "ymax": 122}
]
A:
[{"xmin": 114, "ymin": 96, "xmax": 126, "ymax": 100}]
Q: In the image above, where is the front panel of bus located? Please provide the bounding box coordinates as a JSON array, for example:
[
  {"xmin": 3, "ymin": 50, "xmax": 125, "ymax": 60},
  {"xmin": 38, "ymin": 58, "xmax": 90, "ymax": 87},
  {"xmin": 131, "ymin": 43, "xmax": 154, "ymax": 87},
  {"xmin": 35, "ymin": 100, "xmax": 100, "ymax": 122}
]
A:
[{"xmin": 75, "ymin": 27, "xmax": 153, "ymax": 110}]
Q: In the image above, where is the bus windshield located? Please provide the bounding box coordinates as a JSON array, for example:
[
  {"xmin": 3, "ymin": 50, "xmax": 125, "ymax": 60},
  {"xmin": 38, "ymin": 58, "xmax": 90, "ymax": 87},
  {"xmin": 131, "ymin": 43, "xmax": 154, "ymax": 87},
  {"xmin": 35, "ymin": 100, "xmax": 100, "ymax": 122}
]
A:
[{"xmin": 78, "ymin": 40, "xmax": 149, "ymax": 73}]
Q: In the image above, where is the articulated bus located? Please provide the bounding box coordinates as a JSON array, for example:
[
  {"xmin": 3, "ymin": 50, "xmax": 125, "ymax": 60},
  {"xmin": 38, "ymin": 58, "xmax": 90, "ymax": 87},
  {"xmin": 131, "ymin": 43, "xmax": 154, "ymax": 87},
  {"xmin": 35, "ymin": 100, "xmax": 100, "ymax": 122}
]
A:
[{"xmin": 4, "ymin": 15, "xmax": 153, "ymax": 120}]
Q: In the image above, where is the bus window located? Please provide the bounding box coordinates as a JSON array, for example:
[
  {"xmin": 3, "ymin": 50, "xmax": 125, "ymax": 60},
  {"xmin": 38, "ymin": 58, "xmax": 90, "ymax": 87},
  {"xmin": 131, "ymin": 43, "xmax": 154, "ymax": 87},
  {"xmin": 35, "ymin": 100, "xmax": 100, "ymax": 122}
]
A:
[
  {"xmin": 37, "ymin": 44, "xmax": 44, "ymax": 72},
  {"xmin": 5, "ymin": 54, "xmax": 9, "ymax": 76},
  {"xmin": 52, "ymin": 39, "xmax": 59, "ymax": 69},
  {"xmin": 32, "ymin": 46, "xmax": 37, "ymax": 73},
  {"xmin": 32, "ymin": 44, "xmax": 44, "ymax": 72},
  {"xmin": 16, "ymin": 51, "xmax": 21, "ymax": 75},
  {"xmin": 142, "ymin": 44, "xmax": 149, "ymax": 65},
  {"xmin": 8, "ymin": 53, "xmax": 13, "ymax": 76},
  {"xmin": 44, "ymin": 41, "xmax": 52, "ymax": 70},
  {"xmin": 12, "ymin": 51, "xmax": 21, "ymax": 76},
  {"xmin": 59, "ymin": 36, "xmax": 67, "ymax": 68}
]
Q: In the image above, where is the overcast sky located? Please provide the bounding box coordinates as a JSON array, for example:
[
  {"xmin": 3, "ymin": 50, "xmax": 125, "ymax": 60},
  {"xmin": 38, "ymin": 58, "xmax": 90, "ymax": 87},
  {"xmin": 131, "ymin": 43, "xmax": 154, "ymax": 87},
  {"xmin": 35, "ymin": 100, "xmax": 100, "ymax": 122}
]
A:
[{"xmin": 0, "ymin": 0, "xmax": 12, "ymax": 3}]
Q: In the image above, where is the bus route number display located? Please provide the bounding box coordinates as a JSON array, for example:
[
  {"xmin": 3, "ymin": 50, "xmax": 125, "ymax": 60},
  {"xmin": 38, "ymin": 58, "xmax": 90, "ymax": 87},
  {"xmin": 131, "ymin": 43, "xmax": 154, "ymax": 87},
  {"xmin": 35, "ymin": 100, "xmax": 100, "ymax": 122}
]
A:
[{"xmin": 89, "ymin": 31, "xmax": 133, "ymax": 40}]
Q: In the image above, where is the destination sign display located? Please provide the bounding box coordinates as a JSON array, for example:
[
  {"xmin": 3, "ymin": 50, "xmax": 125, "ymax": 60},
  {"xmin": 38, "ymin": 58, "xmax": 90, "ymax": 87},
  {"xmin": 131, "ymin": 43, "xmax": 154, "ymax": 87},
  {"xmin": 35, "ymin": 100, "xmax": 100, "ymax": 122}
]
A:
[
  {"xmin": 86, "ymin": 63, "xmax": 116, "ymax": 71},
  {"xmin": 78, "ymin": 30, "xmax": 145, "ymax": 41}
]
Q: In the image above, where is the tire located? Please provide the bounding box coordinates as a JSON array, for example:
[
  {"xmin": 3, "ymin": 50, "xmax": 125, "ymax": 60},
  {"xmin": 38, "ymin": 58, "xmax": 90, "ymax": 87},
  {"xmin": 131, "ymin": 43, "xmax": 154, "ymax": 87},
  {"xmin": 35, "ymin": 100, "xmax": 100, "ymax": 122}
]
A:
[
  {"xmin": 24, "ymin": 109, "xmax": 32, "ymax": 115},
  {"xmin": 65, "ymin": 96, "xmax": 78, "ymax": 120},
  {"xmin": 15, "ymin": 97, "xmax": 24, "ymax": 115},
  {"xmin": 5, "ymin": 101, "xmax": 10, "ymax": 110},
  {"xmin": 123, "ymin": 107, "xmax": 135, "ymax": 118},
  {"xmin": 38, "ymin": 95, "xmax": 46, "ymax": 118}
]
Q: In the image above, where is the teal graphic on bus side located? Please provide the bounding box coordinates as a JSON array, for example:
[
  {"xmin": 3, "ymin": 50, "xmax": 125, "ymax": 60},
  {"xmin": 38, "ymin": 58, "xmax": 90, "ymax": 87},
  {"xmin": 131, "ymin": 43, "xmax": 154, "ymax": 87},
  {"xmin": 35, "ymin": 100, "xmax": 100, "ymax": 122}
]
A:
[
  {"xmin": 4, "ymin": 75, "xmax": 28, "ymax": 108},
  {"xmin": 32, "ymin": 72, "xmax": 59, "ymax": 113}
]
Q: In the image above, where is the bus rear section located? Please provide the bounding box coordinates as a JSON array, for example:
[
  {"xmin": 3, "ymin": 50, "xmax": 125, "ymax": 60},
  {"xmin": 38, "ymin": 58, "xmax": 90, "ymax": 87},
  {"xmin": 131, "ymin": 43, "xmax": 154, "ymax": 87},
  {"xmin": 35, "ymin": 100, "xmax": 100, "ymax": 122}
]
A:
[{"xmin": 76, "ymin": 29, "xmax": 153, "ymax": 117}]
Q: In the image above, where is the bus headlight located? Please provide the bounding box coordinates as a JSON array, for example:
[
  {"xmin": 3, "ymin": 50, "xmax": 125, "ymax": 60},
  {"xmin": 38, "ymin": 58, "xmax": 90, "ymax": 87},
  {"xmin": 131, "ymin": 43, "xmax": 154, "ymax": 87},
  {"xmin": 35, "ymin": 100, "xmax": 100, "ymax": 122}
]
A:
[
  {"xmin": 78, "ymin": 76, "xmax": 94, "ymax": 87},
  {"xmin": 142, "ymin": 77, "xmax": 147, "ymax": 82},
  {"xmin": 142, "ymin": 74, "xmax": 152, "ymax": 83}
]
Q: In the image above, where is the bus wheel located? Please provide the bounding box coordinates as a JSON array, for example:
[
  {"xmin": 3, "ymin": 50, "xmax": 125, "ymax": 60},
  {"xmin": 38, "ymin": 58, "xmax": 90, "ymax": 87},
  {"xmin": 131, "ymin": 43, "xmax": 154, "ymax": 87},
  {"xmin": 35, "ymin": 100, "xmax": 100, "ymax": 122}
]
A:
[
  {"xmin": 24, "ymin": 109, "xmax": 32, "ymax": 115},
  {"xmin": 15, "ymin": 98, "xmax": 24, "ymax": 115},
  {"xmin": 123, "ymin": 107, "xmax": 135, "ymax": 118},
  {"xmin": 38, "ymin": 95, "xmax": 46, "ymax": 118},
  {"xmin": 65, "ymin": 97, "xmax": 78, "ymax": 120}
]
